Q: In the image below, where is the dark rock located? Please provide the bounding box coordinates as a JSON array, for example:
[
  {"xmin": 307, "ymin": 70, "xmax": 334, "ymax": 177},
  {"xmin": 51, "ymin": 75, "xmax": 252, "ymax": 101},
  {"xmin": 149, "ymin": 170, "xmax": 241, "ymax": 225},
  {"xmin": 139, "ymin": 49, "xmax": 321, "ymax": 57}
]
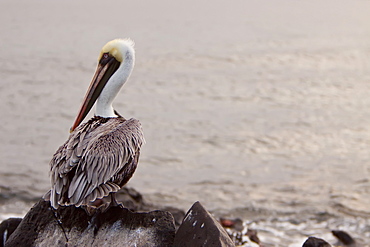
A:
[
  {"xmin": 246, "ymin": 228, "xmax": 260, "ymax": 245},
  {"xmin": 332, "ymin": 230, "xmax": 356, "ymax": 245},
  {"xmin": 116, "ymin": 188, "xmax": 186, "ymax": 228},
  {"xmin": 302, "ymin": 236, "xmax": 331, "ymax": 247},
  {"xmin": 5, "ymin": 199, "xmax": 175, "ymax": 247},
  {"xmin": 0, "ymin": 218, "xmax": 22, "ymax": 247},
  {"xmin": 2, "ymin": 190, "xmax": 235, "ymax": 246},
  {"xmin": 115, "ymin": 187, "xmax": 147, "ymax": 211},
  {"xmin": 160, "ymin": 206, "xmax": 186, "ymax": 229},
  {"xmin": 173, "ymin": 201, "xmax": 235, "ymax": 247}
]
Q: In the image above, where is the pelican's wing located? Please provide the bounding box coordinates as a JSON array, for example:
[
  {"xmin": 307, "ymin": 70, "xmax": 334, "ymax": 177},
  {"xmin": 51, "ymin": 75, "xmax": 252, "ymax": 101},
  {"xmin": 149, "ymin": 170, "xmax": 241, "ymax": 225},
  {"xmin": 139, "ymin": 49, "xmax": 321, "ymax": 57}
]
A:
[{"xmin": 48, "ymin": 118, "xmax": 144, "ymax": 208}]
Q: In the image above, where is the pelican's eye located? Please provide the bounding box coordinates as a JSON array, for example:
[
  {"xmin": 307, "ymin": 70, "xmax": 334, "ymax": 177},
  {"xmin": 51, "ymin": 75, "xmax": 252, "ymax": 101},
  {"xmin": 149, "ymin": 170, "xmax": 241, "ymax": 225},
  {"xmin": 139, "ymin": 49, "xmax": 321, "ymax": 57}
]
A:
[{"xmin": 100, "ymin": 52, "xmax": 112, "ymax": 65}]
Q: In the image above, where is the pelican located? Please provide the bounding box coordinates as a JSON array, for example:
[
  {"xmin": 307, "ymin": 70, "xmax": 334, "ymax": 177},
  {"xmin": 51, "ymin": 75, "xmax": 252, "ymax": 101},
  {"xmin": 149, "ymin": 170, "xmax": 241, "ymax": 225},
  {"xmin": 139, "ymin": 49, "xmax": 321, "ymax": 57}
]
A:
[{"xmin": 44, "ymin": 39, "xmax": 144, "ymax": 212}]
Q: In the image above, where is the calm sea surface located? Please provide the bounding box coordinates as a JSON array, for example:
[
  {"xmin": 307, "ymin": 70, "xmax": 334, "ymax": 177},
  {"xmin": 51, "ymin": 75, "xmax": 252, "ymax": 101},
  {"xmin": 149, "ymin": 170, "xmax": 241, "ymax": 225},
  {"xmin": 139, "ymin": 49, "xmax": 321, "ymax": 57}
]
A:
[{"xmin": 0, "ymin": 0, "xmax": 369, "ymax": 245}]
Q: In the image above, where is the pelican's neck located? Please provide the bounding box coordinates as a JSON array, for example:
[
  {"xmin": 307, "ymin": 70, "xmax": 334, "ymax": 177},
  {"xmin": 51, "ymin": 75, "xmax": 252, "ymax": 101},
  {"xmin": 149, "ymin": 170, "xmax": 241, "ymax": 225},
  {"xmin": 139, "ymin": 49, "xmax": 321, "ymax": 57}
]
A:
[{"xmin": 95, "ymin": 50, "xmax": 135, "ymax": 118}]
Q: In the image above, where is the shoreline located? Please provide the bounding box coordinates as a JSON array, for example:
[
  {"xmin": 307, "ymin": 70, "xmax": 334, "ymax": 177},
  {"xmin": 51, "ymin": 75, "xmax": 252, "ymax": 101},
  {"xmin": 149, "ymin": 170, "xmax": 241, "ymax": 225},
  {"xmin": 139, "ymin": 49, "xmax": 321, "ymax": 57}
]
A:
[{"xmin": 0, "ymin": 187, "xmax": 368, "ymax": 246}]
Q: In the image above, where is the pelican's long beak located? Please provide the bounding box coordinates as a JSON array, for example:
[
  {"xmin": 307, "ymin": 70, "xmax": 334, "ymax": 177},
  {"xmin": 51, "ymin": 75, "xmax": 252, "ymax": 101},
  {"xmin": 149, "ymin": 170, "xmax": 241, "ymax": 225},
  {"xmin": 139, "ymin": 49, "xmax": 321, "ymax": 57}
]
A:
[{"xmin": 70, "ymin": 56, "xmax": 120, "ymax": 132}]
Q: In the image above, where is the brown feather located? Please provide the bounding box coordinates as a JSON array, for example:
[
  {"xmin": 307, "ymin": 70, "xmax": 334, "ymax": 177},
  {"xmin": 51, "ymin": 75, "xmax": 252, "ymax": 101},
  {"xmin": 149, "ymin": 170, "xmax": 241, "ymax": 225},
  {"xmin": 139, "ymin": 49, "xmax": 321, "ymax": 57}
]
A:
[{"xmin": 44, "ymin": 116, "xmax": 144, "ymax": 209}]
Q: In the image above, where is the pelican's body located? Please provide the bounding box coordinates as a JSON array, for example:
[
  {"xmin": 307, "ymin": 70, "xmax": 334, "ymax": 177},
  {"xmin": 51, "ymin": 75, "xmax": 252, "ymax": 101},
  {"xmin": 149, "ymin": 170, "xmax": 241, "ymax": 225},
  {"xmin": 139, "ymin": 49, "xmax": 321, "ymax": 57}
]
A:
[{"xmin": 44, "ymin": 39, "xmax": 144, "ymax": 210}]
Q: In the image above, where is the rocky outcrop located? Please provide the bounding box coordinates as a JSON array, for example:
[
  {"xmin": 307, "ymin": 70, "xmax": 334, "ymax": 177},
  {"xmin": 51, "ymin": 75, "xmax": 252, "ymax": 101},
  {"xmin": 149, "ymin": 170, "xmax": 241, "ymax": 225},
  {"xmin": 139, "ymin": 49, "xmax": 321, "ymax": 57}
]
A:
[
  {"xmin": 332, "ymin": 230, "xmax": 356, "ymax": 246},
  {"xmin": 2, "ymin": 197, "xmax": 235, "ymax": 247},
  {"xmin": 4, "ymin": 200, "xmax": 175, "ymax": 247},
  {"xmin": 1, "ymin": 188, "xmax": 358, "ymax": 247},
  {"xmin": 173, "ymin": 201, "xmax": 235, "ymax": 247},
  {"xmin": 302, "ymin": 236, "xmax": 331, "ymax": 247}
]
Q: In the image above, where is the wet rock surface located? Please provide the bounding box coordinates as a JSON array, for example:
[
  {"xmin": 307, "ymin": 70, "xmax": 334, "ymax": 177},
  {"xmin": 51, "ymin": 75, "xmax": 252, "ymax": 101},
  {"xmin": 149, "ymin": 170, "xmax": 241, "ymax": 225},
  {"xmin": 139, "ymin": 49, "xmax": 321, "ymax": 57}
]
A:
[
  {"xmin": 2, "ymin": 190, "xmax": 235, "ymax": 247},
  {"xmin": 0, "ymin": 187, "xmax": 185, "ymax": 247},
  {"xmin": 4, "ymin": 199, "xmax": 175, "ymax": 247},
  {"xmin": 302, "ymin": 237, "xmax": 331, "ymax": 247},
  {"xmin": 116, "ymin": 187, "xmax": 186, "ymax": 228},
  {"xmin": 0, "ymin": 218, "xmax": 22, "ymax": 247},
  {"xmin": 332, "ymin": 230, "xmax": 356, "ymax": 246},
  {"xmin": 0, "ymin": 188, "xmax": 362, "ymax": 247},
  {"xmin": 173, "ymin": 201, "xmax": 235, "ymax": 247}
]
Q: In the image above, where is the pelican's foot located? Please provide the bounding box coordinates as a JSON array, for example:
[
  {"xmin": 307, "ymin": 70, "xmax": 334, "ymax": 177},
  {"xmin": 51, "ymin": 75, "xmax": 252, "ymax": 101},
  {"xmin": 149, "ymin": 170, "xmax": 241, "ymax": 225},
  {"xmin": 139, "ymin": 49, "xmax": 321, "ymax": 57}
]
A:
[
  {"xmin": 109, "ymin": 193, "xmax": 123, "ymax": 208},
  {"xmin": 110, "ymin": 198, "xmax": 121, "ymax": 207}
]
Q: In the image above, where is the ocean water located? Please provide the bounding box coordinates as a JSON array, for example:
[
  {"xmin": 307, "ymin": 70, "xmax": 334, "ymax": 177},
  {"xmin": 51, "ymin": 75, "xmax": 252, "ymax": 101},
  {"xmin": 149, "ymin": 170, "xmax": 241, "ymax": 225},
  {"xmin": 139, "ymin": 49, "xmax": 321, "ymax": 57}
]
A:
[{"xmin": 0, "ymin": 0, "xmax": 369, "ymax": 245}]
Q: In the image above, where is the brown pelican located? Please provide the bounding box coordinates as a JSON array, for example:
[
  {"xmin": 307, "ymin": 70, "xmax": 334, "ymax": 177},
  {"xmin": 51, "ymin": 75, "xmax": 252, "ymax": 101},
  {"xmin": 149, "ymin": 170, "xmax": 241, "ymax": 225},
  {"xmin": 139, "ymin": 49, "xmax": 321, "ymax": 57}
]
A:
[{"xmin": 44, "ymin": 39, "xmax": 144, "ymax": 212}]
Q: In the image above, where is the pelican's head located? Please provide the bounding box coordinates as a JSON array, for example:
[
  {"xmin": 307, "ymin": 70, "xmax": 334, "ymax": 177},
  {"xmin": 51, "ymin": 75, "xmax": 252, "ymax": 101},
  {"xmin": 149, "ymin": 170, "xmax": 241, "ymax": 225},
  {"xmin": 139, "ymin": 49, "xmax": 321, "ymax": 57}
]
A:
[
  {"xmin": 99, "ymin": 39, "xmax": 135, "ymax": 63},
  {"xmin": 70, "ymin": 39, "xmax": 135, "ymax": 132}
]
